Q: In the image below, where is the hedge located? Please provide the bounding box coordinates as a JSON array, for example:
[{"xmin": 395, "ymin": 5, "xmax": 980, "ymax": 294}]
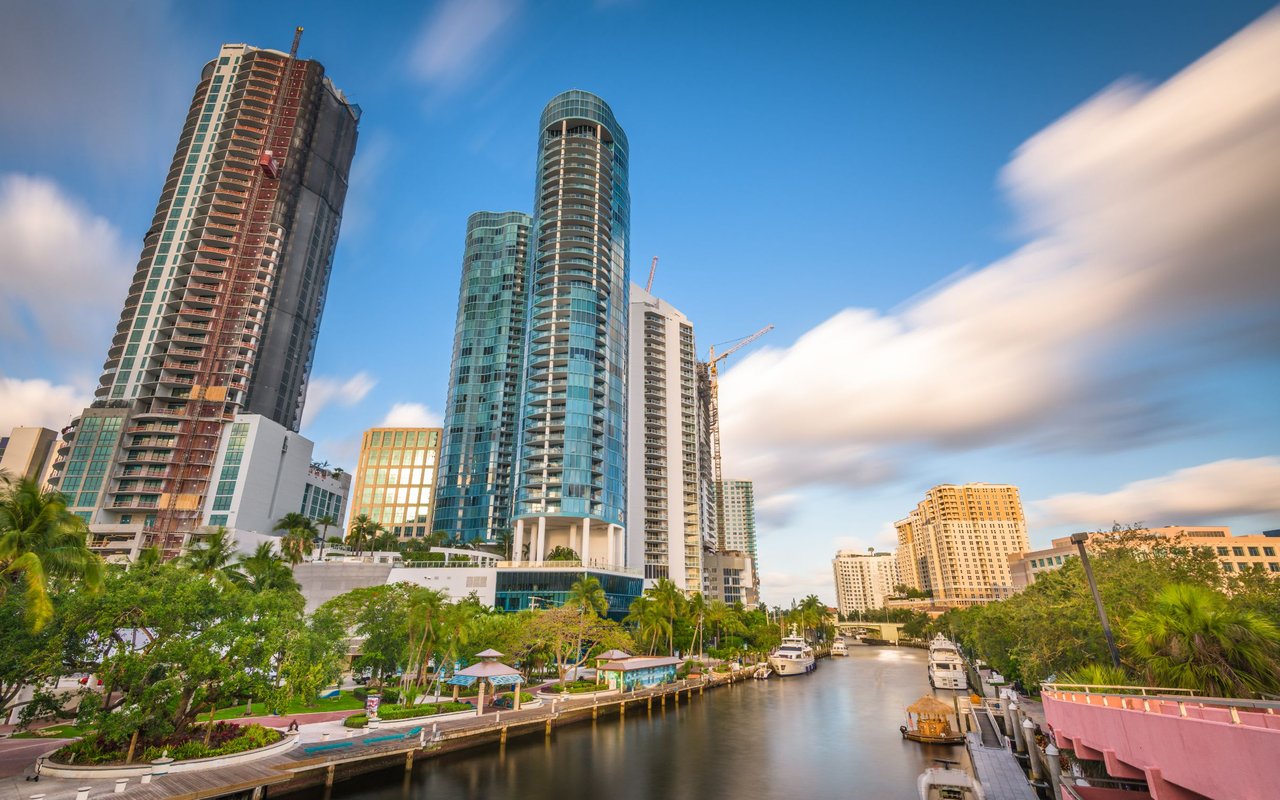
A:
[{"xmin": 344, "ymin": 702, "xmax": 472, "ymax": 728}]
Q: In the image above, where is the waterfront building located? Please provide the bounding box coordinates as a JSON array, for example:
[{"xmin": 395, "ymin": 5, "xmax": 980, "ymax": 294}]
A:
[
  {"xmin": 627, "ymin": 283, "xmax": 713, "ymax": 590},
  {"xmin": 716, "ymin": 479, "xmax": 760, "ymax": 596},
  {"xmin": 895, "ymin": 483, "xmax": 1029, "ymax": 606},
  {"xmin": 832, "ymin": 550, "xmax": 899, "ymax": 616},
  {"xmin": 513, "ymin": 91, "xmax": 631, "ymax": 570},
  {"xmin": 599, "ymin": 655, "xmax": 682, "ymax": 690},
  {"xmin": 47, "ymin": 40, "xmax": 359, "ymax": 555},
  {"xmin": 433, "ymin": 211, "xmax": 532, "ymax": 546},
  {"xmin": 349, "ymin": 427, "xmax": 443, "ymax": 539},
  {"xmin": 702, "ymin": 548, "xmax": 757, "ymax": 606},
  {"xmin": 1008, "ymin": 525, "xmax": 1280, "ymax": 590},
  {"xmin": 0, "ymin": 426, "xmax": 59, "ymax": 485}
]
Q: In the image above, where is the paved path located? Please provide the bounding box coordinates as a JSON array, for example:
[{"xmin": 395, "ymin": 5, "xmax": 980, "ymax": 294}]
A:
[{"xmin": 0, "ymin": 738, "xmax": 70, "ymax": 780}]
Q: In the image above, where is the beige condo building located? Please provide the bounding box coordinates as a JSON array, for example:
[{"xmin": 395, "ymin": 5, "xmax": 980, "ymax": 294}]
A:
[
  {"xmin": 896, "ymin": 483, "xmax": 1029, "ymax": 606},
  {"xmin": 350, "ymin": 427, "xmax": 443, "ymax": 539},
  {"xmin": 832, "ymin": 550, "xmax": 899, "ymax": 616}
]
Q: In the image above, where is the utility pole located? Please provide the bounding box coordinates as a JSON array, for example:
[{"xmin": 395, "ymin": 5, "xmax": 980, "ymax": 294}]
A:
[{"xmin": 1071, "ymin": 532, "xmax": 1121, "ymax": 669}]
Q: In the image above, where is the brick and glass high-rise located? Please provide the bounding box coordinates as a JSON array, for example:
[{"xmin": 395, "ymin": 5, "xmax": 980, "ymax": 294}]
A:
[
  {"xmin": 433, "ymin": 212, "xmax": 531, "ymax": 543},
  {"xmin": 49, "ymin": 40, "xmax": 359, "ymax": 553},
  {"xmin": 512, "ymin": 91, "xmax": 630, "ymax": 567}
]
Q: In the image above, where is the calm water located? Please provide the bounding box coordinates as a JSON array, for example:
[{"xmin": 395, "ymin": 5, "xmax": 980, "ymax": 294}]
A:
[{"xmin": 317, "ymin": 646, "xmax": 965, "ymax": 800}]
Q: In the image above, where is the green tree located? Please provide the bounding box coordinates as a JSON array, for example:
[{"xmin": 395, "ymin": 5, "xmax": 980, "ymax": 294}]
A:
[
  {"xmin": 567, "ymin": 574, "xmax": 608, "ymax": 617},
  {"xmin": 274, "ymin": 512, "xmax": 316, "ymax": 565},
  {"xmin": 1126, "ymin": 583, "xmax": 1280, "ymax": 697},
  {"xmin": 517, "ymin": 604, "xmax": 634, "ymax": 689},
  {"xmin": 546, "ymin": 545, "xmax": 580, "ymax": 562},
  {"xmin": 625, "ymin": 595, "xmax": 671, "ymax": 655},
  {"xmin": 0, "ymin": 475, "xmax": 104, "ymax": 630},
  {"xmin": 315, "ymin": 515, "xmax": 338, "ymax": 555},
  {"xmin": 179, "ymin": 527, "xmax": 243, "ymax": 590},
  {"xmin": 347, "ymin": 514, "xmax": 379, "ymax": 556},
  {"xmin": 237, "ymin": 542, "xmax": 300, "ymax": 593},
  {"xmin": 648, "ymin": 578, "xmax": 686, "ymax": 655}
]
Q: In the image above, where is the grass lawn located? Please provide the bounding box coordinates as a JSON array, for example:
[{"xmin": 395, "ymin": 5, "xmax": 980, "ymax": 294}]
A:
[
  {"xmin": 211, "ymin": 691, "xmax": 364, "ymax": 720},
  {"xmin": 11, "ymin": 723, "xmax": 92, "ymax": 739}
]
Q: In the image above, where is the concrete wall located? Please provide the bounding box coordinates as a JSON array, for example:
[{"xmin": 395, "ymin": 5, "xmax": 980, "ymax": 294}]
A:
[{"xmin": 203, "ymin": 414, "xmax": 314, "ymax": 539}]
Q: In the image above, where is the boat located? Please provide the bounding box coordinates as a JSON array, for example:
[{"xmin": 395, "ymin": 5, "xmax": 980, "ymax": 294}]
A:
[
  {"xmin": 767, "ymin": 627, "xmax": 816, "ymax": 676},
  {"xmin": 900, "ymin": 695, "xmax": 965, "ymax": 745},
  {"xmin": 928, "ymin": 635, "xmax": 968, "ymax": 690},
  {"xmin": 918, "ymin": 760, "xmax": 985, "ymax": 800},
  {"xmin": 831, "ymin": 637, "xmax": 849, "ymax": 656}
]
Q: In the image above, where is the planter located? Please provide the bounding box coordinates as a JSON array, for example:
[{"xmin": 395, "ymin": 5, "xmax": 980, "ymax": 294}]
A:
[{"xmin": 41, "ymin": 731, "xmax": 299, "ymax": 779}]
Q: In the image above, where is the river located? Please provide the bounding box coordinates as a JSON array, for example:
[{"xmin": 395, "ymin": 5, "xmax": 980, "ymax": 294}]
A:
[{"xmin": 314, "ymin": 644, "xmax": 966, "ymax": 800}]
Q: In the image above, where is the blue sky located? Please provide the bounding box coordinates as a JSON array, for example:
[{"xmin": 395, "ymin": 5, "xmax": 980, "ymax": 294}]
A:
[{"xmin": 3, "ymin": 1, "xmax": 1278, "ymax": 605}]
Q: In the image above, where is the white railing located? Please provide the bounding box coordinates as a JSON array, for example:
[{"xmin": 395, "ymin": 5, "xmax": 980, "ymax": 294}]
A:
[{"xmin": 1041, "ymin": 682, "xmax": 1198, "ymax": 697}]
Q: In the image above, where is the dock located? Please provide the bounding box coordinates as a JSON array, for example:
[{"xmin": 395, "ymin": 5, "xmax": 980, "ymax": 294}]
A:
[
  {"xmin": 1, "ymin": 670, "xmax": 755, "ymax": 800},
  {"xmin": 965, "ymin": 703, "xmax": 1036, "ymax": 800}
]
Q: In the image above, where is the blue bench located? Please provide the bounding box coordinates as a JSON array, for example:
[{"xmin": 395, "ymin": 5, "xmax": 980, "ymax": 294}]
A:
[
  {"xmin": 362, "ymin": 733, "xmax": 405, "ymax": 745},
  {"xmin": 303, "ymin": 741, "xmax": 354, "ymax": 754}
]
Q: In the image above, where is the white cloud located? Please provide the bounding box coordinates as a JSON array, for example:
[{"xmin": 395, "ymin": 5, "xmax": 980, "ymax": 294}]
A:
[
  {"xmin": 300, "ymin": 373, "xmax": 377, "ymax": 430},
  {"xmin": 0, "ymin": 377, "xmax": 89, "ymax": 432},
  {"xmin": 759, "ymin": 567, "xmax": 836, "ymax": 610},
  {"xmin": 1033, "ymin": 457, "xmax": 1280, "ymax": 530},
  {"xmin": 720, "ymin": 13, "xmax": 1280, "ymax": 499},
  {"xmin": 381, "ymin": 402, "xmax": 444, "ymax": 428},
  {"xmin": 0, "ymin": 174, "xmax": 133, "ymax": 354},
  {"xmin": 408, "ymin": 0, "xmax": 522, "ymax": 93}
]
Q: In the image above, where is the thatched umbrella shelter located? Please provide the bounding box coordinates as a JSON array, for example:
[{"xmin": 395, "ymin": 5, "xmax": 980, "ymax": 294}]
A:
[
  {"xmin": 449, "ymin": 649, "xmax": 524, "ymax": 716},
  {"xmin": 901, "ymin": 695, "xmax": 963, "ymax": 744}
]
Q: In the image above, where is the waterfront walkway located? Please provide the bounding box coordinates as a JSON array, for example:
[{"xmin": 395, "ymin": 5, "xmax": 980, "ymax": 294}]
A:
[{"xmin": 0, "ymin": 672, "xmax": 751, "ymax": 800}]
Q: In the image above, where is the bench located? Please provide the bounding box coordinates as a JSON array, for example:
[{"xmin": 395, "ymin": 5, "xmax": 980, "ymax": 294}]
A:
[
  {"xmin": 303, "ymin": 741, "xmax": 355, "ymax": 754},
  {"xmin": 362, "ymin": 733, "xmax": 405, "ymax": 745}
]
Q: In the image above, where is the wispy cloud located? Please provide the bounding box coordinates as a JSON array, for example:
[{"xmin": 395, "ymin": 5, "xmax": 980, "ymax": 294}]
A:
[
  {"xmin": 0, "ymin": 174, "xmax": 133, "ymax": 356},
  {"xmin": 1032, "ymin": 457, "xmax": 1280, "ymax": 530},
  {"xmin": 301, "ymin": 372, "xmax": 377, "ymax": 430},
  {"xmin": 381, "ymin": 402, "xmax": 444, "ymax": 428},
  {"xmin": 720, "ymin": 12, "xmax": 1280, "ymax": 502},
  {"xmin": 408, "ymin": 0, "xmax": 522, "ymax": 97},
  {"xmin": 0, "ymin": 376, "xmax": 89, "ymax": 432}
]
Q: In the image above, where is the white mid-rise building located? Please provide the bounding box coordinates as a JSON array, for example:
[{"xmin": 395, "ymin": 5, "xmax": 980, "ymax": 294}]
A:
[
  {"xmin": 627, "ymin": 284, "xmax": 714, "ymax": 591},
  {"xmin": 832, "ymin": 550, "xmax": 900, "ymax": 616},
  {"xmin": 0, "ymin": 426, "xmax": 59, "ymax": 486},
  {"xmin": 717, "ymin": 479, "xmax": 759, "ymax": 597}
]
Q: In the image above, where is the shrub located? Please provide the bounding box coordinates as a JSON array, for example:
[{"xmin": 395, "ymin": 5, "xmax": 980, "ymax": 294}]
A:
[
  {"xmin": 344, "ymin": 702, "xmax": 472, "ymax": 728},
  {"xmin": 554, "ymin": 679, "xmax": 607, "ymax": 694},
  {"xmin": 55, "ymin": 724, "xmax": 281, "ymax": 765}
]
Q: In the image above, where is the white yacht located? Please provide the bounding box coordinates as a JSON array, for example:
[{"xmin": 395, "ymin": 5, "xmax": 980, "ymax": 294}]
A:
[
  {"xmin": 831, "ymin": 637, "xmax": 849, "ymax": 656},
  {"xmin": 768, "ymin": 627, "xmax": 816, "ymax": 676},
  {"xmin": 928, "ymin": 635, "xmax": 968, "ymax": 690},
  {"xmin": 918, "ymin": 760, "xmax": 985, "ymax": 800}
]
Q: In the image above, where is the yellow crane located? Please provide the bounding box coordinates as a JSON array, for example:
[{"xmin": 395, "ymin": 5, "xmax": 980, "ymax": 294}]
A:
[{"xmin": 706, "ymin": 324, "xmax": 773, "ymax": 550}]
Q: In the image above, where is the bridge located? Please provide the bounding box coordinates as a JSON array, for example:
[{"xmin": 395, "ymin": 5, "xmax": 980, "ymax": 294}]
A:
[{"xmin": 835, "ymin": 621, "xmax": 905, "ymax": 643}]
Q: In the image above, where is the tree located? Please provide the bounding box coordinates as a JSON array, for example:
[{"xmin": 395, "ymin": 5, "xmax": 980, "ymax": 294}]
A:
[
  {"xmin": 237, "ymin": 542, "xmax": 299, "ymax": 593},
  {"xmin": 315, "ymin": 514, "xmax": 338, "ymax": 550},
  {"xmin": 625, "ymin": 595, "xmax": 670, "ymax": 655},
  {"xmin": 347, "ymin": 514, "xmax": 379, "ymax": 557},
  {"xmin": 179, "ymin": 527, "xmax": 243, "ymax": 590},
  {"xmin": 0, "ymin": 475, "xmax": 104, "ymax": 630},
  {"xmin": 567, "ymin": 574, "xmax": 608, "ymax": 617},
  {"xmin": 518, "ymin": 604, "xmax": 634, "ymax": 689},
  {"xmin": 546, "ymin": 545, "xmax": 579, "ymax": 562},
  {"xmin": 0, "ymin": 588, "xmax": 66, "ymax": 713},
  {"xmin": 1126, "ymin": 583, "xmax": 1280, "ymax": 697},
  {"xmin": 648, "ymin": 578, "xmax": 686, "ymax": 655},
  {"xmin": 274, "ymin": 512, "xmax": 316, "ymax": 566}
]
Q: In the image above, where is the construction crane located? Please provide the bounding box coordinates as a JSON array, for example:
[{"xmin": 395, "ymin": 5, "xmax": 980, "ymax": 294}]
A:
[
  {"xmin": 706, "ymin": 324, "xmax": 772, "ymax": 551},
  {"xmin": 645, "ymin": 256, "xmax": 659, "ymax": 293}
]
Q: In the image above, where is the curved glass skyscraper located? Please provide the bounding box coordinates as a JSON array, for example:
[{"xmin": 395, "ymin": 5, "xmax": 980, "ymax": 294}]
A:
[
  {"xmin": 433, "ymin": 211, "xmax": 531, "ymax": 542},
  {"xmin": 513, "ymin": 90, "xmax": 630, "ymax": 568}
]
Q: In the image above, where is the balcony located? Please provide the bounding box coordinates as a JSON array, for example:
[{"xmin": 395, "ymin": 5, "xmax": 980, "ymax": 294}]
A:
[{"xmin": 1042, "ymin": 683, "xmax": 1280, "ymax": 800}]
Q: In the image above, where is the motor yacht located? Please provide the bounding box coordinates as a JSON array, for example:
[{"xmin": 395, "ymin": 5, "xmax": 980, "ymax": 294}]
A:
[{"xmin": 767, "ymin": 627, "xmax": 816, "ymax": 676}]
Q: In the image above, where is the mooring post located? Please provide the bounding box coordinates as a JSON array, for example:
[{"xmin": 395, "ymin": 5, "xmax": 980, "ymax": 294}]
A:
[
  {"xmin": 325, "ymin": 765, "xmax": 335, "ymax": 788},
  {"xmin": 500, "ymin": 726, "xmax": 508, "ymax": 744},
  {"xmin": 545, "ymin": 717, "xmax": 552, "ymax": 737}
]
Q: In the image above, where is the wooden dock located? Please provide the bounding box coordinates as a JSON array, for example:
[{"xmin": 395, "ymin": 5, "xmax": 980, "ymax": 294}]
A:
[{"xmin": 964, "ymin": 730, "xmax": 1036, "ymax": 800}]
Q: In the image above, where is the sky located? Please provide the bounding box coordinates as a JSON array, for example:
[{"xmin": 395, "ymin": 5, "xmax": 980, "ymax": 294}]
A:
[{"xmin": 2, "ymin": 0, "xmax": 1279, "ymax": 607}]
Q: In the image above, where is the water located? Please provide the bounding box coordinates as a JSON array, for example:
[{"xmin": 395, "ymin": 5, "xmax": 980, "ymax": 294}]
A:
[{"xmin": 316, "ymin": 646, "xmax": 965, "ymax": 800}]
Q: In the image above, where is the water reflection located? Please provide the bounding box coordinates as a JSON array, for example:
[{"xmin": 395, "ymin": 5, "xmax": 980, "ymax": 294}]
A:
[{"xmin": 309, "ymin": 646, "xmax": 964, "ymax": 800}]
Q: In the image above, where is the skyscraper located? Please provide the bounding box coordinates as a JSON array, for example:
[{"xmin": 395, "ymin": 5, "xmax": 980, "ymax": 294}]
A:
[
  {"xmin": 627, "ymin": 284, "xmax": 712, "ymax": 589},
  {"xmin": 433, "ymin": 211, "xmax": 531, "ymax": 543},
  {"xmin": 895, "ymin": 483, "xmax": 1029, "ymax": 605},
  {"xmin": 350, "ymin": 428, "xmax": 443, "ymax": 539},
  {"xmin": 717, "ymin": 479, "xmax": 760, "ymax": 588},
  {"xmin": 513, "ymin": 91, "xmax": 630, "ymax": 568},
  {"xmin": 832, "ymin": 550, "xmax": 899, "ymax": 616},
  {"xmin": 48, "ymin": 39, "xmax": 359, "ymax": 553}
]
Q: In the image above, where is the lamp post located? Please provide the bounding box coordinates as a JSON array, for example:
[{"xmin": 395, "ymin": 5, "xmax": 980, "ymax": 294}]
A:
[{"xmin": 1071, "ymin": 532, "xmax": 1121, "ymax": 669}]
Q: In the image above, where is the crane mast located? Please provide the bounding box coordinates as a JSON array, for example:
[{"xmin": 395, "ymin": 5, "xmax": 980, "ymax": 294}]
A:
[{"xmin": 706, "ymin": 325, "xmax": 773, "ymax": 551}]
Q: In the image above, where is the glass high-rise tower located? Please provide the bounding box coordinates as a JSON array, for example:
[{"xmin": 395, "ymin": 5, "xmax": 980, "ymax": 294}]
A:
[
  {"xmin": 48, "ymin": 40, "xmax": 359, "ymax": 553},
  {"xmin": 512, "ymin": 91, "xmax": 630, "ymax": 568},
  {"xmin": 433, "ymin": 211, "xmax": 532, "ymax": 543}
]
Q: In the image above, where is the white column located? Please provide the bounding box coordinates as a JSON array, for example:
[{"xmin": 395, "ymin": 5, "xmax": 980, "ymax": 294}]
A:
[
  {"xmin": 582, "ymin": 517, "xmax": 592, "ymax": 565},
  {"xmin": 606, "ymin": 525, "xmax": 616, "ymax": 569},
  {"xmin": 514, "ymin": 520, "xmax": 524, "ymax": 564},
  {"xmin": 476, "ymin": 681, "xmax": 486, "ymax": 717},
  {"xmin": 610, "ymin": 524, "xmax": 622, "ymax": 567},
  {"xmin": 536, "ymin": 517, "xmax": 547, "ymax": 562},
  {"xmin": 569, "ymin": 524, "xmax": 578, "ymax": 556}
]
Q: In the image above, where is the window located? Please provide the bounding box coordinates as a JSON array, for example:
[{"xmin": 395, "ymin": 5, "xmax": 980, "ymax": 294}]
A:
[
  {"xmin": 1232, "ymin": 547, "xmax": 1245, "ymax": 556},
  {"xmin": 1265, "ymin": 547, "xmax": 1276, "ymax": 557},
  {"xmin": 1247, "ymin": 547, "xmax": 1260, "ymax": 556}
]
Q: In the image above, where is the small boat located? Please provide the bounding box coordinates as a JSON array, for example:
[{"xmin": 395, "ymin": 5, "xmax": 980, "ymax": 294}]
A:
[
  {"xmin": 900, "ymin": 695, "xmax": 965, "ymax": 745},
  {"xmin": 768, "ymin": 627, "xmax": 816, "ymax": 676},
  {"xmin": 918, "ymin": 760, "xmax": 985, "ymax": 800},
  {"xmin": 831, "ymin": 638, "xmax": 848, "ymax": 656}
]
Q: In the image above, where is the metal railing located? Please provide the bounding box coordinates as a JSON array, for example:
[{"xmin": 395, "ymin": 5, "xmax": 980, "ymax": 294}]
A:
[
  {"xmin": 1042, "ymin": 682, "xmax": 1198, "ymax": 697},
  {"xmin": 1043, "ymin": 683, "xmax": 1280, "ymax": 726}
]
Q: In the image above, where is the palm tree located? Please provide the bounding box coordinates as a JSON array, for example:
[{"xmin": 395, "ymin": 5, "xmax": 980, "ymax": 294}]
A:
[
  {"xmin": 237, "ymin": 542, "xmax": 299, "ymax": 593},
  {"xmin": 347, "ymin": 514, "xmax": 378, "ymax": 557},
  {"xmin": 314, "ymin": 514, "xmax": 337, "ymax": 559},
  {"xmin": 133, "ymin": 545, "xmax": 163, "ymax": 571},
  {"xmin": 273, "ymin": 512, "xmax": 316, "ymax": 566},
  {"xmin": 1125, "ymin": 583, "xmax": 1280, "ymax": 697},
  {"xmin": 686, "ymin": 592, "xmax": 708, "ymax": 658},
  {"xmin": 567, "ymin": 574, "xmax": 609, "ymax": 617},
  {"xmin": 624, "ymin": 595, "xmax": 670, "ymax": 655},
  {"xmin": 372, "ymin": 528, "xmax": 399, "ymax": 552},
  {"xmin": 0, "ymin": 476, "xmax": 104, "ymax": 630},
  {"xmin": 647, "ymin": 578, "xmax": 686, "ymax": 656},
  {"xmin": 179, "ymin": 526, "xmax": 243, "ymax": 589}
]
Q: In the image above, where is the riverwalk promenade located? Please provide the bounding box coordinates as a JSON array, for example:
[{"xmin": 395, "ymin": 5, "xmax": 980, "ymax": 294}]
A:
[{"xmin": 0, "ymin": 670, "xmax": 757, "ymax": 800}]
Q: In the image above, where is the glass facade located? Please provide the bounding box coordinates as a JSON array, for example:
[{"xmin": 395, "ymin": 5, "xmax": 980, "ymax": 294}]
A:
[
  {"xmin": 433, "ymin": 211, "xmax": 531, "ymax": 543},
  {"xmin": 516, "ymin": 90, "xmax": 630, "ymax": 528},
  {"xmin": 493, "ymin": 569, "xmax": 642, "ymax": 620},
  {"xmin": 350, "ymin": 428, "xmax": 441, "ymax": 539}
]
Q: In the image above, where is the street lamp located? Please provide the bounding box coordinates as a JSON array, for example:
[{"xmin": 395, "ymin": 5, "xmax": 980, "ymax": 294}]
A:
[{"xmin": 1071, "ymin": 532, "xmax": 1121, "ymax": 669}]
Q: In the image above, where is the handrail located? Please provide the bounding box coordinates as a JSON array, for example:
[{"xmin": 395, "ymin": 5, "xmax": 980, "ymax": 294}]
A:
[{"xmin": 1042, "ymin": 682, "xmax": 1199, "ymax": 696}]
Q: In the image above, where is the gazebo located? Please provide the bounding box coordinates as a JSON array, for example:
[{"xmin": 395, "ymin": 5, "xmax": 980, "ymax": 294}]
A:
[
  {"xmin": 594, "ymin": 649, "xmax": 633, "ymax": 682},
  {"xmin": 448, "ymin": 649, "xmax": 524, "ymax": 716}
]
